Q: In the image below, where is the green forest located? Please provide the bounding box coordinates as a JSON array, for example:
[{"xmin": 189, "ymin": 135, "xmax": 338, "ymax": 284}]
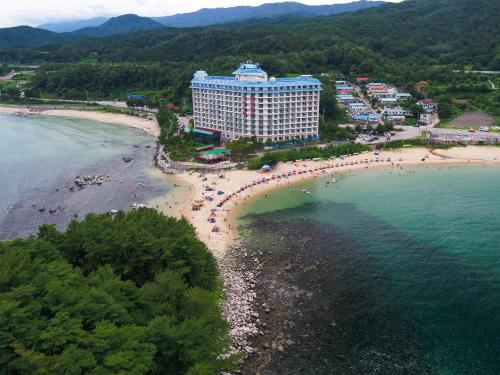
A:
[
  {"xmin": 0, "ymin": 209, "xmax": 234, "ymax": 375},
  {"xmin": 0, "ymin": 0, "xmax": 498, "ymax": 108}
]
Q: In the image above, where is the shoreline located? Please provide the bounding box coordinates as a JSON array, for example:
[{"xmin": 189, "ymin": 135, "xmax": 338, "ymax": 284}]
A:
[
  {"xmin": 0, "ymin": 112, "xmax": 167, "ymax": 241},
  {"xmin": 175, "ymin": 145, "xmax": 500, "ymax": 257},
  {"xmin": 170, "ymin": 145, "xmax": 500, "ymax": 357},
  {"xmin": 0, "ymin": 104, "xmax": 160, "ymax": 137}
]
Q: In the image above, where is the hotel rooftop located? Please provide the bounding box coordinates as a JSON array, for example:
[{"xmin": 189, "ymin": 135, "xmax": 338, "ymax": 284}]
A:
[{"xmin": 191, "ymin": 63, "xmax": 322, "ymax": 92}]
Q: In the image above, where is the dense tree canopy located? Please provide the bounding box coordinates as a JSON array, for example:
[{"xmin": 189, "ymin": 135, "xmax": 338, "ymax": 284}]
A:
[
  {"xmin": 0, "ymin": 0, "xmax": 498, "ymax": 105},
  {"xmin": 0, "ymin": 209, "xmax": 232, "ymax": 375}
]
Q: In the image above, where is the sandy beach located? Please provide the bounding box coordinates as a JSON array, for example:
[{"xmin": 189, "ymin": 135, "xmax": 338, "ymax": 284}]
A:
[
  {"xmin": 160, "ymin": 145, "xmax": 500, "ymax": 357},
  {"xmin": 0, "ymin": 105, "xmax": 160, "ymax": 137},
  {"xmin": 174, "ymin": 146, "xmax": 500, "ymax": 259}
]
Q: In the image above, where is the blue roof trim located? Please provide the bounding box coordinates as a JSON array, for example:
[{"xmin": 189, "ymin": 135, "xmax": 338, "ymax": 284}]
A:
[
  {"xmin": 191, "ymin": 76, "xmax": 321, "ymax": 86},
  {"xmin": 232, "ymin": 63, "xmax": 267, "ymax": 76},
  {"xmin": 191, "ymin": 63, "xmax": 322, "ymax": 92},
  {"xmin": 191, "ymin": 81, "xmax": 321, "ymax": 91}
]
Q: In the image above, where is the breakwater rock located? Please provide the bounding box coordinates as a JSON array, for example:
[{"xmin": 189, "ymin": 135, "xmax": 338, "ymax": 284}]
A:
[{"xmin": 74, "ymin": 175, "xmax": 105, "ymax": 189}]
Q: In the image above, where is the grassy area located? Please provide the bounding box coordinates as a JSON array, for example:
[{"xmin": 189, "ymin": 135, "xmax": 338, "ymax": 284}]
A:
[
  {"xmin": 428, "ymin": 73, "xmax": 500, "ymax": 127},
  {"xmin": 247, "ymin": 142, "xmax": 369, "ymax": 170},
  {"xmin": 0, "ymin": 80, "xmax": 17, "ymax": 89},
  {"xmin": 380, "ymin": 139, "xmax": 428, "ymax": 149},
  {"xmin": 403, "ymin": 117, "xmax": 418, "ymax": 126},
  {"xmin": 157, "ymin": 108, "xmax": 204, "ymax": 162},
  {"xmin": 0, "ymin": 97, "xmax": 90, "ymax": 106}
]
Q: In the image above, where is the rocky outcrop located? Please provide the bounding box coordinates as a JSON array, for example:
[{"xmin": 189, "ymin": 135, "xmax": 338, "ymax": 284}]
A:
[{"xmin": 74, "ymin": 175, "xmax": 104, "ymax": 189}]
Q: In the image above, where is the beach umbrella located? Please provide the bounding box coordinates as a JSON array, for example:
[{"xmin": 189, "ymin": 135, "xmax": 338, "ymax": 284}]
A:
[{"xmin": 261, "ymin": 165, "xmax": 272, "ymax": 171}]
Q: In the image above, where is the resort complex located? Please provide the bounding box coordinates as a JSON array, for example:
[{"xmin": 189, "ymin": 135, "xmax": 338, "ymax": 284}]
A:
[{"xmin": 191, "ymin": 63, "xmax": 322, "ymax": 142}]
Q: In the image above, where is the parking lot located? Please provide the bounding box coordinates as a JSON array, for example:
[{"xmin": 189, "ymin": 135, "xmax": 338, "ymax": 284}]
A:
[{"xmin": 429, "ymin": 128, "xmax": 500, "ymax": 144}]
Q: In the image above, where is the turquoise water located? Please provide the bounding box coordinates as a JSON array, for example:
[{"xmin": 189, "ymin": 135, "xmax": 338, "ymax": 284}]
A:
[
  {"xmin": 0, "ymin": 113, "xmax": 169, "ymax": 239},
  {"xmin": 238, "ymin": 166, "xmax": 500, "ymax": 374}
]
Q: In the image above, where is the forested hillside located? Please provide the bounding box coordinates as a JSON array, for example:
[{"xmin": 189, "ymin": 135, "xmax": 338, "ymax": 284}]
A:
[
  {"xmin": 0, "ymin": 26, "xmax": 59, "ymax": 48},
  {"xmin": 0, "ymin": 0, "xmax": 498, "ymax": 103},
  {"xmin": 154, "ymin": 0, "xmax": 385, "ymax": 28},
  {"xmin": 0, "ymin": 209, "xmax": 233, "ymax": 374},
  {"xmin": 74, "ymin": 14, "xmax": 165, "ymax": 37}
]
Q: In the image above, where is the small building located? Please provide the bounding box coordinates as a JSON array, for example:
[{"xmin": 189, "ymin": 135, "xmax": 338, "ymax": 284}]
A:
[
  {"xmin": 337, "ymin": 94, "xmax": 356, "ymax": 103},
  {"xmin": 379, "ymin": 98, "xmax": 398, "ymax": 104},
  {"xmin": 336, "ymin": 85, "xmax": 353, "ymax": 92},
  {"xmin": 127, "ymin": 94, "xmax": 146, "ymax": 101},
  {"xmin": 419, "ymin": 113, "xmax": 432, "ymax": 126},
  {"xmin": 356, "ymin": 77, "xmax": 369, "ymax": 83},
  {"xmin": 335, "ymin": 80, "xmax": 347, "ymax": 85},
  {"xmin": 383, "ymin": 106, "xmax": 410, "ymax": 117},
  {"xmin": 396, "ymin": 93, "xmax": 412, "ymax": 101},
  {"xmin": 193, "ymin": 127, "xmax": 221, "ymax": 145},
  {"xmin": 197, "ymin": 148, "xmax": 228, "ymax": 162},
  {"xmin": 368, "ymin": 114, "xmax": 380, "ymax": 123},
  {"xmin": 383, "ymin": 106, "xmax": 411, "ymax": 123},
  {"xmin": 418, "ymin": 99, "xmax": 438, "ymax": 113},
  {"xmin": 353, "ymin": 114, "xmax": 379, "ymax": 123},
  {"xmin": 348, "ymin": 102, "xmax": 366, "ymax": 110},
  {"xmin": 367, "ymin": 83, "xmax": 385, "ymax": 88}
]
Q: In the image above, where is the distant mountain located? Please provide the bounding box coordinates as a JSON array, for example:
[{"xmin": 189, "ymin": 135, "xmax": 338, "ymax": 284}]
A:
[
  {"xmin": 0, "ymin": 26, "xmax": 58, "ymax": 48},
  {"xmin": 73, "ymin": 14, "xmax": 164, "ymax": 37},
  {"xmin": 153, "ymin": 0, "xmax": 386, "ymax": 28},
  {"xmin": 39, "ymin": 17, "xmax": 109, "ymax": 33}
]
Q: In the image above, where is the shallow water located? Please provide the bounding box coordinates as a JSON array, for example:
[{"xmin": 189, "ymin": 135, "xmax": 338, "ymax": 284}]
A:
[
  {"xmin": 0, "ymin": 113, "xmax": 172, "ymax": 239},
  {"xmin": 237, "ymin": 166, "xmax": 500, "ymax": 374}
]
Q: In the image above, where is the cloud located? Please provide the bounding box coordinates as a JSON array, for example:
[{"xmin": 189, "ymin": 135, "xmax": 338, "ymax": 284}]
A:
[{"xmin": 0, "ymin": 0, "xmax": 400, "ymax": 28}]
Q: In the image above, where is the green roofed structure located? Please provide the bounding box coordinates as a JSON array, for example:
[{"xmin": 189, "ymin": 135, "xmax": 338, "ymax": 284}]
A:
[
  {"xmin": 197, "ymin": 147, "xmax": 228, "ymax": 162},
  {"xmin": 193, "ymin": 127, "xmax": 221, "ymax": 145}
]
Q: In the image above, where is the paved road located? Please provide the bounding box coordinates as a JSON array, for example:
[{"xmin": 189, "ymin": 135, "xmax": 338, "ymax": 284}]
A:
[
  {"xmin": 0, "ymin": 72, "xmax": 19, "ymax": 81},
  {"xmin": 452, "ymin": 70, "xmax": 500, "ymax": 75},
  {"xmin": 353, "ymin": 85, "xmax": 382, "ymax": 125},
  {"xmin": 37, "ymin": 98, "xmax": 128, "ymax": 108},
  {"xmin": 353, "ymin": 114, "xmax": 440, "ymax": 144}
]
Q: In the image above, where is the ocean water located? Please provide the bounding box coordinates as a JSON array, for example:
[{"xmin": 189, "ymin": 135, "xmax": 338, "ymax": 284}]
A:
[
  {"xmin": 237, "ymin": 166, "xmax": 500, "ymax": 374},
  {"xmin": 0, "ymin": 113, "xmax": 171, "ymax": 239}
]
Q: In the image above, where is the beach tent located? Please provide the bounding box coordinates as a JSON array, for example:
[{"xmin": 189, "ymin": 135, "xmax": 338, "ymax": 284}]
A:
[{"xmin": 261, "ymin": 164, "xmax": 272, "ymax": 171}]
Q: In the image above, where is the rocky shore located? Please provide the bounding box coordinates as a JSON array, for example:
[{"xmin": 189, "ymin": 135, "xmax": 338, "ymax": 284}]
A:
[
  {"xmin": 154, "ymin": 145, "xmax": 264, "ymax": 365},
  {"xmin": 153, "ymin": 145, "xmax": 500, "ymax": 372},
  {"xmin": 220, "ymin": 244, "xmax": 263, "ymax": 357}
]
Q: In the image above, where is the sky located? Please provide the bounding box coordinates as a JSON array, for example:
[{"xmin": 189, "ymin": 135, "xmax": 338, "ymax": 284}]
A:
[{"xmin": 0, "ymin": 0, "xmax": 401, "ymax": 28}]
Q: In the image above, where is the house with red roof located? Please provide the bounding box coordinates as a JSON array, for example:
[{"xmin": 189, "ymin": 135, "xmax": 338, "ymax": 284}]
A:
[{"xmin": 418, "ymin": 99, "xmax": 438, "ymax": 113}]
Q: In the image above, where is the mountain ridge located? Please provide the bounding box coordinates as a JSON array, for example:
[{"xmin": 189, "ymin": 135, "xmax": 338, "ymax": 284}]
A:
[
  {"xmin": 35, "ymin": 1, "xmax": 385, "ymax": 33},
  {"xmin": 72, "ymin": 14, "xmax": 164, "ymax": 37},
  {"xmin": 39, "ymin": 17, "xmax": 109, "ymax": 33},
  {"xmin": 153, "ymin": 1, "xmax": 386, "ymax": 27}
]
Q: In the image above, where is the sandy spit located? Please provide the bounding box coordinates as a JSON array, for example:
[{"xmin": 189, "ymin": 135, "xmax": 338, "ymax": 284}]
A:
[{"xmin": 0, "ymin": 105, "xmax": 160, "ymax": 137}]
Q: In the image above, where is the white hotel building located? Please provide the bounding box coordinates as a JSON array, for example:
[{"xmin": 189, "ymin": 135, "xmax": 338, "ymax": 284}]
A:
[{"xmin": 191, "ymin": 63, "xmax": 322, "ymax": 142}]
